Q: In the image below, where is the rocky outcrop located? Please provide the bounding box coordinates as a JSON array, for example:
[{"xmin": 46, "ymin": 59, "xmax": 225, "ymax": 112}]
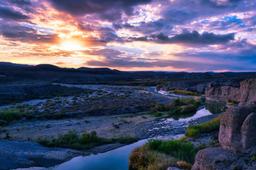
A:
[
  {"xmin": 219, "ymin": 106, "xmax": 256, "ymax": 152},
  {"xmin": 192, "ymin": 147, "xmax": 237, "ymax": 170},
  {"xmin": 205, "ymin": 79, "xmax": 256, "ymax": 105},
  {"xmin": 241, "ymin": 112, "xmax": 256, "ymax": 150},
  {"xmin": 192, "ymin": 105, "xmax": 256, "ymax": 170},
  {"xmin": 239, "ymin": 79, "xmax": 256, "ymax": 104}
]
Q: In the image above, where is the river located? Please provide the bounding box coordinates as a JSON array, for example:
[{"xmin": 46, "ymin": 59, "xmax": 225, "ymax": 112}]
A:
[{"xmin": 50, "ymin": 108, "xmax": 212, "ymax": 170}]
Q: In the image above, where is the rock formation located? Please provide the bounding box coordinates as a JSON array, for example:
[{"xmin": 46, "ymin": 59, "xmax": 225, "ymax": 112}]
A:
[
  {"xmin": 192, "ymin": 105, "xmax": 256, "ymax": 170},
  {"xmin": 205, "ymin": 79, "xmax": 256, "ymax": 105},
  {"xmin": 219, "ymin": 106, "xmax": 256, "ymax": 152}
]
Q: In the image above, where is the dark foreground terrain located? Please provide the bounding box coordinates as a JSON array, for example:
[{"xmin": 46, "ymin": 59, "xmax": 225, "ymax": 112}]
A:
[{"xmin": 0, "ymin": 63, "xmax": 256, "ymax": 170}]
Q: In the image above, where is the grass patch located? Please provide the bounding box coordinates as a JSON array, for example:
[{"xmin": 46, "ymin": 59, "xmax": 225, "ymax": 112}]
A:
[
  {"xmin": 171, "ymin": 89, "xmax": 199, "ymax": 96},
  {"xmin": 186, "ymin": 117, "xmax": 220, "ymax": 138},
  {"xmin": 38, "ymin": 131, "xmax": 137, "ymax": 150},
  {"xmin": 168, "ymin": 98, "xmax": 201, "ymax": 119},
  {"xmin": 147, "ymin": 140, "xmax": 196, "ymax": 163},
  {"xmin": 151, "ymin": 98, "xmax": 201, "ymax": 119},
  {"xmin": 205, "ymin": 100, "xmax": 226, "ymax": 114},
  {"xmin": 0, "ymin": 107, "xmax": 31, "ymax": 125},
  {"xmin": 129, "ymin": 146, "xmax": 176, "ymax": 170},
  {"xmin": 251, "ymin": 155, "xmax": 256, "ymax": 161},
  {"xmin": 129, "ymin": 139, "xmax": 195, "ymax": 170}
]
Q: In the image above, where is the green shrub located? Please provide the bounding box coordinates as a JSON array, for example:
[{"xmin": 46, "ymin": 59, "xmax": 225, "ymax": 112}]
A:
[
  {"xmin": 0, "ymin": 108, "xmax": 28, "ymax": 123},
  {"xmin": 147, "ymin": 140, "xmax": 196, "ymax": 163},
  {"xmin": 172, "ymin": 89, "xmax": 199, "ymax": 96},
  {"xmin": 151, "ymin": 112, "xmax": 163, "ymax": 117},
  {"xmin": 205, "ymin": 100, "xmax": 226, "ymax": 114},
  {"xmin": 129, "ymin": 146, "xmax": 176, "ymax": 170},
  {"xmin": 168, "ymin": 99, "xmax": 201, "ymax": 119},
  {"xmin": 39, "ymin": 131, "xmax": 137, "ymax": 150},
  {"xmin": 251, "ymin": 155, "xmax": 256, "ymax": 161},
  {"xmin": 81, "ymin": 131, "xmax": 100, "ymax": 144},
  {"xmin": 186, "ymin": 117, "xmax": 220, "ymax": 138},
  {"xmin": 115, "ymin": 136, "xmax": 138, "ymax": 144},
  {"xmin": 151, "ymin": 98, "xmax": 201, "ymax": 119},
  {"xmin": 151, "ymin": 104, "xmax": 170, "ymax": 112}
]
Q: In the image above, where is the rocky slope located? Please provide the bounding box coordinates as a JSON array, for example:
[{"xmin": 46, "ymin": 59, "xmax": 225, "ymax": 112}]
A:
[
  {"xmin": 192, "ymin": 79, "xmax": 256, "ymax": 170},
  {"xmin": 192, "ymin": 105, "xmax": 256, "ymax": 170}
]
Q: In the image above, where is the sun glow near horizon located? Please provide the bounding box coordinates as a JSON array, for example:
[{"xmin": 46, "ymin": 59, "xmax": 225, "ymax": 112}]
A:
[{"xmin": 57, "ymin": 39, "xmax": 86, "ymax": 51}]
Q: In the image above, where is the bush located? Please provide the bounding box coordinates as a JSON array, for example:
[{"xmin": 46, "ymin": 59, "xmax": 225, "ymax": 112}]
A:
[
  {"xmin": 147, "ymin": 140, "xmax": 196, "ymax": 163},
  {"xmin": 115, "ymin": 136, "xmax": 138, "ymax": 144},
  {"xmin": 151, "ymin": 98, "xmax": 201, "ymax": 119},
  {"xmin": 0, "ymin": 108, "xmax": 28, "ymax": 123},
  {"xmin": 151, "ymin": 112, "xmax": 163, "ymax": 117},
  {"xmin": 186, "ymin": 117, "xmax": 220, "ymax": 138},
  {"xmin": 168, "ymin": 99, "xmax": 201, "ymax": 119},
  {"xmin": 151, "ymin": 104, "xmax": 170, "ymax": 112},
  {"xmin": 39, "ymin": 131, "xmax": 137, "ymax": 150},
  {"xmin": 129, "ymin": 146, "xmax": 176, "ymax": 170},
  {"xmin": 172, "ymin": 89, "xmax": 199, "ymax": 96},
  {"xmin": 205, "ymin": 100, "xmax": 226, "ymax": 114}
]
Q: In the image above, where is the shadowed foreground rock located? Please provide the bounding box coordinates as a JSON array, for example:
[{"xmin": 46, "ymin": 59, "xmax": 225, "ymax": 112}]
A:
[
  {"xmin": 219, "ymin": 106, "xmax": 256, "ymax": 151},
  {"xmin": 0, "ymin": 140, "xmax": 80, "ymax": 170},
  {"xmin": 192, "ymin": 105, "xmax": 256, "ymax": 170},
  {"xmin": 192, "ymin": 147, "xmax": 237, "ymax": 170}
]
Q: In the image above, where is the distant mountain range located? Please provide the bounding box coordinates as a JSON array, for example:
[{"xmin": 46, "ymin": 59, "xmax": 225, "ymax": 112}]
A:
[
  {"xmin": 0, "ymin": 62, "xmax": 120, "ymax": 74},
  {"xmin": 1, "ymin": 62, "xmax": 256, "ymax": 87}
]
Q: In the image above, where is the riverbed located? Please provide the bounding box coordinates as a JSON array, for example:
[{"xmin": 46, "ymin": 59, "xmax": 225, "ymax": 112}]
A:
[
  {"xmin": 49, "ymin": 108, "xmax": 213, "ymax": 170},
  {"xmin": 1, "ymin": 85, "xmax": 213, "ymax": 170}
]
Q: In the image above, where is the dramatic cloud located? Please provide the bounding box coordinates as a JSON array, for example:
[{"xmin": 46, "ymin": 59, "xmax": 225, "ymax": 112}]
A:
[
  {"xmin": 201, "ymin": 0, "xmax": 242, "ymax": 7},
  {"xmin": 0, "ymin": 0, "xmax": 255, "ymax": 71},
  {"xmin": 132, "ymin": 31, "xmax": 235, "ymax": 45},
  {"xmin": 49, "ymin": 0, "xmax": 152, "ymax": 20},
  {"xmin": 0, "ymin": 23, "xmax": 57, "ymax": 43},
  {"xmin": 0, "ymin": 6, "xmax": 29, "ymax": 20}
]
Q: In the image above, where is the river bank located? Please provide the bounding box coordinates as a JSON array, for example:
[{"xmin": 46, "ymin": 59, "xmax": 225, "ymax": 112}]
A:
[
  {"xmin": 13, "ymin": 107, "xmax": 215, "ymax": 170},
  {"xmin": 0, "ymin": 84, "xmax": 213, "ymax": 169}
]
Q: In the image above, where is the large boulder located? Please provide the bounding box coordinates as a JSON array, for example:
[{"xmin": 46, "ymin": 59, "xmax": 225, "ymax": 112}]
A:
[
  {"xmin": 241, "ymin": 113, "xmax": 256, "ymax": 149},
  {"xmin": 218, "ymin": 106, "xmax": 256, "ymax": 152},
  {"xmin": 192, "ymin": 105, "xmax": 256, "ymax": 170},
  {"xmin": 192, "ymin": 147, "xmax": 237, "ymax": 170}
]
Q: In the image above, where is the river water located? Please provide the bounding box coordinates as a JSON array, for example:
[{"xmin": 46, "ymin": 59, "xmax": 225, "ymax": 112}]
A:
[
  {"xmin": 4, "ymin": 86, "xmax": 212, "ymax": 170},
  {"xmin": 51, "ymin": 108, "xmax": 212, "ymax": 170}
]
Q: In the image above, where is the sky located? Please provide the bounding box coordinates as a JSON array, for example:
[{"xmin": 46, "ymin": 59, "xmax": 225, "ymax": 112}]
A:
[{"xmin": 0, "ymin": 0, "xmax": 255, "ymax": 72}]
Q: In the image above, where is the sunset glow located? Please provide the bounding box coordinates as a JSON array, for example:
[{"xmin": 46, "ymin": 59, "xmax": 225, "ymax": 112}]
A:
[{"xmin": 0, "ymin": 0, "xmax": 255, "ymax": 71}]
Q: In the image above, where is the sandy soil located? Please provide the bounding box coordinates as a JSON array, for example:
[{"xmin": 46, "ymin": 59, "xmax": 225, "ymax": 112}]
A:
[{"xmin": 0, "ymin": 114, "xmax": 156, "ymax": 141}]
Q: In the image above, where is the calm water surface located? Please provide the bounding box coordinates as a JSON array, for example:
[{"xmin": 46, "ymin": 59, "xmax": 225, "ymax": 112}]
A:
[
  {"xmin": 52, "ymin": 140, "xmax": 147, "ymax": 170},
  {"xmin": 51, "ymin": 108, "xmax": 212, "ymax": 170}
]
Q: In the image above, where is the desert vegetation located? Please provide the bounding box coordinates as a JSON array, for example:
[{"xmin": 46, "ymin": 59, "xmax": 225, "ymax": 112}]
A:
[
  {"xmin": 171, "ymin": 89, "xmax": 199, "ymax": 96},
  {"xmin": 129, "ymin": 139, "xmax": 196, "ymax": 170},
  {"xmin": 0, "ymin": 107, "xmax": 32, "ymax": 125},
  {"xmin": 38, "ymin": 131, "xmax": 138, "ymax": 150},
  {"xmin": 151, "ymin": 98, "xmax": 201, "ymax": 119},
  {"xmin": 185, "ymin": 116, "xmax": 220, "ymax": 138}
]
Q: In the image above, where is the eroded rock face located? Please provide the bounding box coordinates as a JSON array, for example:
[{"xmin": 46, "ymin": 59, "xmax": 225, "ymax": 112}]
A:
[
  {"xmin": 218, "ymin": 106, "xmax": 256, "ymax": 152},
  {"xmin": 192, "ymin": 147, "xmax": 237, "ymax": 170},
  {"xmin": 205, "ymin": 79, "xmax": 256, "ymax": 106},
  {"xmin": 239, "ymin": 79, "xmax": 256, "ymax": 105},
  {"xmin": 241, "ymin": 113, "xmax": 256, "ymax": 149},
  {"xmin": 193, "ymin": 105, "xmax": 256, "ymax": 170}
]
